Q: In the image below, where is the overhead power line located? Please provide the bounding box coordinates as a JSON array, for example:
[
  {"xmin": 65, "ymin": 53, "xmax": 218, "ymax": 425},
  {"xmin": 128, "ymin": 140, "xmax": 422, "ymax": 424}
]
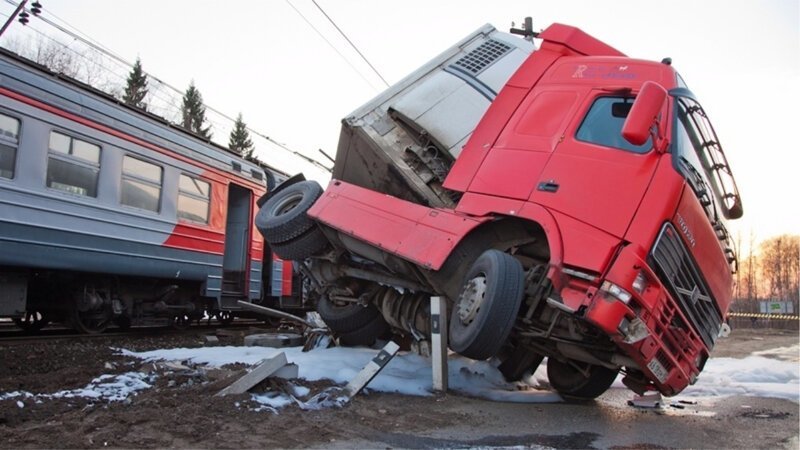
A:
[
  {"xmin": 310, "ymin": 0, "xmax": 389, "ymax": 88},
  {"xmin": 0, "ymin": 0, "xmax": 331, "ymax": 173},
  {"xmin": 285, "ymin": 0, "xmax": 382, "ymax": 92}
]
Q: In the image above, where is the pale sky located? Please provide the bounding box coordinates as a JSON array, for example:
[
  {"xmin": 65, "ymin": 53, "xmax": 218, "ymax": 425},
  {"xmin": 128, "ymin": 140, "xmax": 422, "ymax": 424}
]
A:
[{"xmin": 1, "ymin": 0, "xmax": 797, "ymax": 243}]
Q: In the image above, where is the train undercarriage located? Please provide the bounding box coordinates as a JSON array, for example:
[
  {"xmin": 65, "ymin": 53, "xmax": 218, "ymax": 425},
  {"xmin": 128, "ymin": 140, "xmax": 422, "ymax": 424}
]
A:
[{"xmin": 1, "ymin": 269, "xmax": 244, "ymax": 334}]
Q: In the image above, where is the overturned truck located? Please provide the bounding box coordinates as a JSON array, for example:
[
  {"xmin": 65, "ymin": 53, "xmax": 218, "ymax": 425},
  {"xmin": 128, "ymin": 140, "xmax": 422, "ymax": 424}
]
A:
[{"xmin": 256, "ymin": 21, "xmax": 743, "ymax": 399}]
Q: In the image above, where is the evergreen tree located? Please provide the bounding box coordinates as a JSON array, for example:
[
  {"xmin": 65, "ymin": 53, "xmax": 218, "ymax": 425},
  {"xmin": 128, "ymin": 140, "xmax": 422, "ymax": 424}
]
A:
[
  {"xmin": 122, "ymin": 57, "xmax": 149, "ymax": 110},
  {"xmin": 228, "ymin": 113, "xmax": 255, "ymax": 157},
  {"xmin": 181, "ymin": 81, "xmax": 212, "ymax": 139}
]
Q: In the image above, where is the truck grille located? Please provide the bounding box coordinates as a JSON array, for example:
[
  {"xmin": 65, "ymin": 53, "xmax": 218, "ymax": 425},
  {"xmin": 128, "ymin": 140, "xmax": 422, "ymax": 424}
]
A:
[
  {"xmin": 649, "ymin": 223, "xmax": 722, "ymax": 349},
  {"xmin": 453, "ymin": 39, "xmax": 511, "ymax": 75}
]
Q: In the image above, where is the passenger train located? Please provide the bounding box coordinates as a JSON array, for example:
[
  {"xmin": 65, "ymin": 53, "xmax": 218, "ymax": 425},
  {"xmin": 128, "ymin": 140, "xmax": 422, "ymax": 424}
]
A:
[{"xmin": 0, "ymin": 48, "xmax": 305, "ymax": 333}]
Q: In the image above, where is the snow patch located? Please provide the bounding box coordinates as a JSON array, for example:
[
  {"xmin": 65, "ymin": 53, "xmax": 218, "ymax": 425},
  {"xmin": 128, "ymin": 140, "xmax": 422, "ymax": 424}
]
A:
[
  {"xmin": 121, "ymin": 345, "xmax": 562, "ymax": 405},
  {"xmin": 680, "ymin": 355, "xmax": 799, "ymax": 402},
  {"xmin": 752, "ymin": 344, "xmax": 799, "ymax": 362},
  {"xmin": 0, "ymin": 372, "xmax": 154, "ymax": 404}
]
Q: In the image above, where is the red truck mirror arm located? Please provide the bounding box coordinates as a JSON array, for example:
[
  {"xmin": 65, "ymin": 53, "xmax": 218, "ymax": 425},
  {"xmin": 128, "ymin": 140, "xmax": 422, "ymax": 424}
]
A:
[{"xmin": 622, "ymin": 81, "xmax": 669, "ymax": 152}]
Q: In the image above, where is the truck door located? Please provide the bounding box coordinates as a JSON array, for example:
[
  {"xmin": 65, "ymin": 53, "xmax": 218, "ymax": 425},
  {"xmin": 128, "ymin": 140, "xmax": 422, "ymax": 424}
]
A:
[
  {"xmin": 221, "ymin": 183, "xmax": 252, "ymax": 300},
  {"xmin": 530, "ymin": 92, "xmax": 662, "ymax": 239}
]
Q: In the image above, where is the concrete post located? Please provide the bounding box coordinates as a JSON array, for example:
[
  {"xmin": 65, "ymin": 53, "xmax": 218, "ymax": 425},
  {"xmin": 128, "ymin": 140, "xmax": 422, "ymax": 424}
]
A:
[{"xmin": 431, "ymin": 296, "xmax": 448, "ymax": 392}]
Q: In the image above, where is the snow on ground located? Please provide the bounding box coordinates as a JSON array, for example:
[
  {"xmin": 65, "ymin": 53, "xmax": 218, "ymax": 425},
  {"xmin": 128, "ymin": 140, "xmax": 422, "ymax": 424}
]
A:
[
  {"xmin": 2, "ymin": 344, "xmax": 796, "ymax": 408},
  {"xmin": 677, "ymin": 346, "xmax": 799, "ymax": 402},
  {"xmin": 608, "ymin": 343, "xmax": 799, "ymax": 403},
  {"xmin": 122, "ymin": 343, "xmax": 800, "ymax": 407},
  {"xmin": 752, "ymin": 345, "xmax": 800, "ymax": 362},
  {"xmin": 120, "ymin": 345, "xmax": 562, "ymax": 406},
  {"xmin": 0, "ymin": 372, "xmax": 154, "ymax": 404}
]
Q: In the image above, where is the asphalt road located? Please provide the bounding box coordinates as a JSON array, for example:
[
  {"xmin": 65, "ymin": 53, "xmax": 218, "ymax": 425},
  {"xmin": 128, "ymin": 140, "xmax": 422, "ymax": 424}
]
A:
[
  {"xmin": 314, "ymin": 329, "xmax": 799, "ymax": 449},
  {"xmin": 317, "ymin": 389, "xmax": 798, "ymax": 449}
]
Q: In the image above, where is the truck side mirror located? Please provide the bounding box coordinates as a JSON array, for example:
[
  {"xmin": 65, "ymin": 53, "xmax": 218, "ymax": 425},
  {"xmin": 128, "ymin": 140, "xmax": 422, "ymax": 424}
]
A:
[{"xmin": 622, "ymin": 81, "xmax": 667, "ymax": 146}]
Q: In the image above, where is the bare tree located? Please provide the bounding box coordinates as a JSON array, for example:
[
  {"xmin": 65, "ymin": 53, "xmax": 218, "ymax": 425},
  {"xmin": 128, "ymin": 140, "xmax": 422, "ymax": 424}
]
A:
[
  {"xmin": 738, "ymin": 230, "xmax": 760, "ymax": 312},
  {"xmin": 759, "ymin": 234, "xmax": 800, "ymax": 304},
  {"xmin": 2, "ymin": 36, "xmax": 117, "ymax": 94},
  {"xmin": 32, "ymin": 37, "xmax": 81, "ymax": 78},
  {"xmin": 734, "ymin": 230, "xmax": 742, "ymax": 300}
]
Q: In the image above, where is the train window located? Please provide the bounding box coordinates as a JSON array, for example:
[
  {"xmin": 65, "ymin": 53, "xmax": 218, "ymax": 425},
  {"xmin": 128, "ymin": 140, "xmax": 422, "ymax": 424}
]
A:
[
  {"xmin": 121, "ymin": 155, "xmax": 162, "ymax": 212},
  {"xmin": 0, "ymin": 113, "xmax": 20, "ymax": 179},
  {"xmin": 177, "ymin": 174, "xmax": 210, "ymax": 223},
  {"xmin": 46, "ymin": 131, "xmax": 100, "ymax": 196}
]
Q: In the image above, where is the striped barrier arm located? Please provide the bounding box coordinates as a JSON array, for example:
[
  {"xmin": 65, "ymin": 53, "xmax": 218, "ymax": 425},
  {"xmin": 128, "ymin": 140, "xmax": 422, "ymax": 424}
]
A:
[{"xmin": 728, "ymin": 312, "xmax": 800, "ymax": 321}]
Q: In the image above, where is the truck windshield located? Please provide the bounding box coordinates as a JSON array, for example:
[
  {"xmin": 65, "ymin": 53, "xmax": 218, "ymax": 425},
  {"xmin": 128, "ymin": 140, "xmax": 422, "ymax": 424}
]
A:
[{"xmin": 576, "ymin": 96, "xmax": 652, "ymax": 153}]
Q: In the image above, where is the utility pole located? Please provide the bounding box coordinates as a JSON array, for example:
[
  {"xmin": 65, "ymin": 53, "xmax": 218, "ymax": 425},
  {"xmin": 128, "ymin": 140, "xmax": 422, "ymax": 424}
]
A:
[{"xmin": 0, "ymin": 1, "xmax": 43, "ymax": 37}]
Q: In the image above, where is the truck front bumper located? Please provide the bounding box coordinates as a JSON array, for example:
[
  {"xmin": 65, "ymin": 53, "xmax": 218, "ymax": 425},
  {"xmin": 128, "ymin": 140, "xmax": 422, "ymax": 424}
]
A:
[{"xmin": 582, "ymin": 245, "xmax": 711, "ymax": 396}]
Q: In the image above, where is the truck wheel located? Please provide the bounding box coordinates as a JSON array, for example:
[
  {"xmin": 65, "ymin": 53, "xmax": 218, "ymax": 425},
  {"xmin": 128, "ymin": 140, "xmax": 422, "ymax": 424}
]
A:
[
  {"xmin": 338, "ymin": 313, "xmax": 390, "ymax": 347},
  {"xmin": 546, "ymin": 358, "xmax": 618, "ymax": 400},
  {"xmin": 498, "ymin": 345, "xmax": 545, "ymax": 381},
  {"xmin": 270, "ymin": 226, "xmax": 330, "ymax": 261},
  {"xmin": 256, "ymin": 181, "xmax": 323, "ymax": 244},
  {"xmin": 449, "ymin": 249, "xmax": 524, "ymax": 360},
  {"xmin": 317, "ymin": 296, "xmax": 380, "ymax": 333}
]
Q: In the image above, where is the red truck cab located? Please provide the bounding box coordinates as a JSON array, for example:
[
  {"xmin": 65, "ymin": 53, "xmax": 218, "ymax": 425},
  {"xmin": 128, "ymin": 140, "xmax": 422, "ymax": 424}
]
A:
[{"xmin": 257, "ymin": 23, "xmax": 742, "ymax": 398}]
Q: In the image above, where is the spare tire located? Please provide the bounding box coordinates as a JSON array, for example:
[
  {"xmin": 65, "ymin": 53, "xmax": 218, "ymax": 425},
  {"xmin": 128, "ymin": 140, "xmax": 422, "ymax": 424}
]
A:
[
  {"xmin": 256, "ymin": 181, "xmax": 323, "ymax": 244},
  {"xmin": 270, "ymin": 226, "xmax": 330, "ymax": 261}
]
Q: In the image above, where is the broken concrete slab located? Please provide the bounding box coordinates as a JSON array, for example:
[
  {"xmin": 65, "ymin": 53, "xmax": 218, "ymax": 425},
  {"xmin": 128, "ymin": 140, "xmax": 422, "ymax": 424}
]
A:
[
  {"xmin": 273, "ymin": 363, "xmax": 299, "ymax": 380},
  {"xmin": 344, "ymin": 341, "xmax": 400, "ymax": 397},
  {"xmin": 215, "ymin": 352, "xmax": 288, "ymax": 397}
]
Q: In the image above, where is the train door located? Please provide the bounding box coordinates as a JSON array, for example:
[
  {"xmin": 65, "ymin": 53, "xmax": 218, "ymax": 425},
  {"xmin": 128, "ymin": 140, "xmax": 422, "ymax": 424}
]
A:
[{"xmin": 221, "ymin": 183, "xmax": 252, "ymax": 301}]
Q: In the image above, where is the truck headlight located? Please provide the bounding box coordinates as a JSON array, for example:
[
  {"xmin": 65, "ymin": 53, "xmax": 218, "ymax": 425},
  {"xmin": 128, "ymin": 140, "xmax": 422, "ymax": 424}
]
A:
[
  {"xmin": 601, "ymin": 280, "xmax": 632, "ymax": 304},
  {"xmin": 632, "ymin": 271, "xmax": 648, "ymax": 294}
]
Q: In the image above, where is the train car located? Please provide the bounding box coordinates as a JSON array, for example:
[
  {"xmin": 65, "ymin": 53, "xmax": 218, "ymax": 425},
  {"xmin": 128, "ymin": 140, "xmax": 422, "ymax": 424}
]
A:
[{"xmin": 0, "ymin": 48, "xmax": 305, "ymax": 333}]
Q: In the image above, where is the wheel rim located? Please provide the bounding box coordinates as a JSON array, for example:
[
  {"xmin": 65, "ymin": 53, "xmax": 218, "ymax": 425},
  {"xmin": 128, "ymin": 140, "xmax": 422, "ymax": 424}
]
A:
[
  {"xmin": 456, "ymin": 274, "xmax": 487, "ymax": 325},
  {"xmin": 72, "ymin": 309, "xmax": 111, "ymax": 334},
  {"xmin": 72, "ymin": 289, "xmax": 112, "ymax": 334},
  {"xmin": 271, "ymin": 192, "xmax": 304, "ymax": 217}
]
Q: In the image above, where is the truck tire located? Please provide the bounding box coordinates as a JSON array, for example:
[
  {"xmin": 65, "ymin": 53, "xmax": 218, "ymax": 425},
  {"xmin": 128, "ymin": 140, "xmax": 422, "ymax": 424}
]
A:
[
  {"xmin": 270, "ymin": 226, "xmax": 330, "ymax": 261},
  {"xmin": 338, "ymin": 313, "xmax": 390, "ymax": 347},
  {"xmin": 256, "ymin": 181, "xmax": 323, "ymax": 244},
  {"xmin": 449, "ymin": 249, "xmax": 524, "ymax": 360},
  {"xmin": 546, "ymin": 358, "xmax": 618, "ymax": 400},
  {"xmin": 498, "ymin": 345, "xmax": 545, "ymax": 381},
  {"xmin": 317, "ymin": 296, "xmax": 380, "ymax": 333}
]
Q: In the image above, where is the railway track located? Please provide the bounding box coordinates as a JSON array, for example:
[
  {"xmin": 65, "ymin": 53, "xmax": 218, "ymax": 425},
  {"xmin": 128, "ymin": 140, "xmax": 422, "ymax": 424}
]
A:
[{"xmin": 0, "ymin": 319, "xmax": 272, "ymax": 345}]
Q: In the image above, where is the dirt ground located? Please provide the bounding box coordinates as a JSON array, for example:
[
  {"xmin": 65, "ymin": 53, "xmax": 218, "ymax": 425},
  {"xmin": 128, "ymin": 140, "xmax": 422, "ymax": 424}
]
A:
[{"xmin": 0, "ymin": 326, "xmax": 797, "ymax": 449}]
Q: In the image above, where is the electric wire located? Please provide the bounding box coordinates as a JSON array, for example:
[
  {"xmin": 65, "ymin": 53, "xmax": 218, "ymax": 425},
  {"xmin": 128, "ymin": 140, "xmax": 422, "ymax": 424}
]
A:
[
  {"xmin": 284, "ymin": 0, "xmax": 382, "ymax": 93},
  {"xmin": 2, "ymin": 19, "xmax": 188, "ymax": 117},
  {"xmin": 310, "ymin": 0, "xmax": 389, "ymax": 88},
  {"xmin": 0, "ymin": 0, "xmax": 331, "ymax": 172}
]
